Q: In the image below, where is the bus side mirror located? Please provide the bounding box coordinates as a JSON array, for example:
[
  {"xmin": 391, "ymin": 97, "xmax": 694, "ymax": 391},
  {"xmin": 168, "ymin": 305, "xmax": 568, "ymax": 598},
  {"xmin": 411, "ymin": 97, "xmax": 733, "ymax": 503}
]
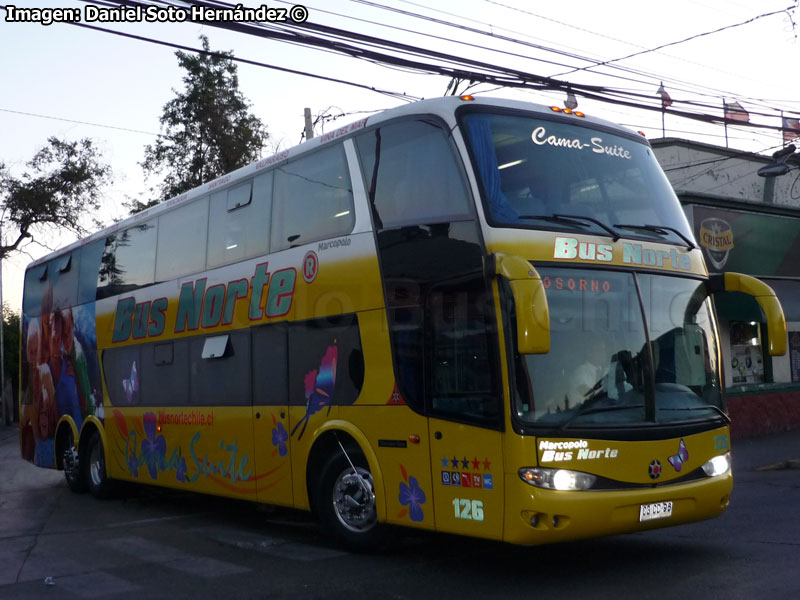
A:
[
  {"xmin": 491, "ymin": 253, "xmax": 550, "ymax": 354},
  {"xmin": 710, "ymin": 273, "xmax": 787, "ymax": 356}
]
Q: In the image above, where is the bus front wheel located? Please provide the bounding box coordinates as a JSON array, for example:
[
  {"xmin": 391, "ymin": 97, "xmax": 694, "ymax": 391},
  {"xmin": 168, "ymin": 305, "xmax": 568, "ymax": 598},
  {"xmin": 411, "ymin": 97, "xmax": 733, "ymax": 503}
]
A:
[
  {"xmin": 316, "ymin": 448, "xmax": 385, "ymax": 550},
  {"xmin": 83, "ymin": 430, "xmax": 112, "ymax": 499}
]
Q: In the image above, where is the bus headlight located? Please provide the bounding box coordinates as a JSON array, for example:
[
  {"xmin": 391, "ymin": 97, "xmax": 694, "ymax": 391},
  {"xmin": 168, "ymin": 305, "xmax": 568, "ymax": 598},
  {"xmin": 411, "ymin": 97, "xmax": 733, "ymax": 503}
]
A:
[
  {"xmin": 702, "ymin": 453, "xmax": 731, "ymax": 477},
  {"xmin": 519, "ymin": 467, "xmax": 596, "ymax": 491}
]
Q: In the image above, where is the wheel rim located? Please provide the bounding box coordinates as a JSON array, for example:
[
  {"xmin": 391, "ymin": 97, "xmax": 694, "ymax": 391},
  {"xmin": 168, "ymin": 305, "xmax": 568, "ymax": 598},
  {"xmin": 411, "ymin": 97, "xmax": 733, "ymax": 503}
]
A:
[
  {"xmin": 331, "ymin": 466, "xmax": 377, "ymax": 533},
  {"xmin": 89, "ymin": 441, "xmax": 105, "ymax": 488},
  {"xmin": 63, "ymin": 431, "xmax": 79, "ymax": 484}
]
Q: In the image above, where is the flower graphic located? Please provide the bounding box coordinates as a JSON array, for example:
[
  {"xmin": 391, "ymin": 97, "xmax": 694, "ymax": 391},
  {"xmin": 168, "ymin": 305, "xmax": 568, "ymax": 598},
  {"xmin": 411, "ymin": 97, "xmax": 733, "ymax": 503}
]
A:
[
  {"xmin": 271, "ymin": 416, "xmax": 289, "ymax": 457},
  {"xmin": 175, "ymin": 456, "xmax": 188, "ymax": 483},
  {"xmin": 140, "ymin": 412, "xmax": 166, "ymax": 480},
  {"xmin": 398, "ymin": 464, "xmax": 426, "ymax": 523},
  {"xmin": 128, "ymin": 453, "xmax": 139, "ymax": 478}
]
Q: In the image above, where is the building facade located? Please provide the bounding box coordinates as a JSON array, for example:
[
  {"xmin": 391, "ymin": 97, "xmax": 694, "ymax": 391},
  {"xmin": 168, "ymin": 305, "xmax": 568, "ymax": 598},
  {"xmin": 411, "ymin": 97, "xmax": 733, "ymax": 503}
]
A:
[{"xmin": 652, "ymin": 138, "xmax": 800, "ymax": 436}]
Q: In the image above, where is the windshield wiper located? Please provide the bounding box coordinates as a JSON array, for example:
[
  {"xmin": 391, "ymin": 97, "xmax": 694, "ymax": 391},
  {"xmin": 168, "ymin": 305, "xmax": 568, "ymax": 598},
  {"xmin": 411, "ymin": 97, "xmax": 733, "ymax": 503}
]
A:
[
  {"xmin": 559, "ymin": 403, "xmax": 645, "ymax": 430},
  {"xmin": 518, "ymin": 213, "xmax": 620, "ymax": 241},
  {"xmin": 613, "ymin": 223, "xmax": 696, "ymax": 249},
  {"xmin": 658, "ymin": 405, "xmax": 731, "ymax": 424}
]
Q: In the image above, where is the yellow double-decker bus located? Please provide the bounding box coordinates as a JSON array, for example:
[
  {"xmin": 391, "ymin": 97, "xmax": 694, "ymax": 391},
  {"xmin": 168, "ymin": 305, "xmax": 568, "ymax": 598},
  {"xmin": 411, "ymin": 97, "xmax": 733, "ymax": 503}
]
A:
[{"xmin": 19, "ymin": 96, "xmax": 786, "ymax": 549}]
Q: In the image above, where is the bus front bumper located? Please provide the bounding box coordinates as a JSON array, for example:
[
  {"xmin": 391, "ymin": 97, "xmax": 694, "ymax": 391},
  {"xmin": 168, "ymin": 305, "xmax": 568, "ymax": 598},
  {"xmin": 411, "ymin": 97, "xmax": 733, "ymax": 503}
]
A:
[{"xmin": 503, "ymin": 472, "xmax": 733, "ymax": 545}]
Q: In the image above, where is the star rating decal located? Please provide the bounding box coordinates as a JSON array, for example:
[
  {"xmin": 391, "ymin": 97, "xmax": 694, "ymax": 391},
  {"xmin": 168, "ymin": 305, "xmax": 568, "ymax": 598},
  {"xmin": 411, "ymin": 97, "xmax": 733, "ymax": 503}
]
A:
[
  {"xmin": 439, "ymin": 456, "xmax": 493, "ymax": 475},
  {"xmin": 438, "ymin": 455, "xmax": 495, "ymax": 490}
]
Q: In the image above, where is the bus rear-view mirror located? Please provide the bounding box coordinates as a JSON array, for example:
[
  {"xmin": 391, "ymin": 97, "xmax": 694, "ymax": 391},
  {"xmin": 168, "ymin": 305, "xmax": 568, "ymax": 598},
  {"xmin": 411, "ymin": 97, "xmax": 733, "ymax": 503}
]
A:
[
  {"xmin": 492, "ymin": 253, "xmax": 550, "ymax": 354},
  {"xmin": 710, "ymin": 272, "xmax": 787, "ymax": 356}
]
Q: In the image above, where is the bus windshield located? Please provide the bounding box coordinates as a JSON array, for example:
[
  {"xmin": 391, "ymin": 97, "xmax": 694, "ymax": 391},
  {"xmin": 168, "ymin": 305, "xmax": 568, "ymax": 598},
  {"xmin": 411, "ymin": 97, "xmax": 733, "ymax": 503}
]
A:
[
  {"xmin": 462, "ymin": 111, "xmax": 693, "ymax": 245},
  {"xmin": 516, "ymin": 268, "xmax": 723, "ymax": 427}
]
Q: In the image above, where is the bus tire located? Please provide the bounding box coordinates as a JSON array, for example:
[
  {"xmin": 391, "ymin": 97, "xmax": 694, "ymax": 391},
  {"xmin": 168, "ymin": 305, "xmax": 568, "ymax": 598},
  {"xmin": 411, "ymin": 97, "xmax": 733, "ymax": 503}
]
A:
[
  {"xmin": 83, "ymin": 430, "xmax": 112, "ymax": 499},
  {"xmin": 62, "ymin": 426, "xmax": 85, "ymax": 493},
  {"xmin": 316, "ymin": 448, "xmax": 385, "ymax": 551}
]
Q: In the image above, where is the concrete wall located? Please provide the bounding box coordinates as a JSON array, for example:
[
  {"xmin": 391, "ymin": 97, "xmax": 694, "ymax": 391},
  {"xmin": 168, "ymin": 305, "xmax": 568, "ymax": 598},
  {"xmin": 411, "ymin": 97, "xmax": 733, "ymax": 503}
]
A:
[
  {"xmin": 652, "ymin": 138, "xmax": 800, "ymax": 207},
  {"xmin": 728, "ymin": 389, "xmax": 800, "ymax": 439}
]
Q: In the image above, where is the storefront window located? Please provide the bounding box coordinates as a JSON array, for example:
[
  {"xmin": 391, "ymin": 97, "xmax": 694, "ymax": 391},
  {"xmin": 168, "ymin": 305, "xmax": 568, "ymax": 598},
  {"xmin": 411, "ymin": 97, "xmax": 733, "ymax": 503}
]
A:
[{"xmin": 728, "ymin": 321, "xmax": 764, "ymax": 384}]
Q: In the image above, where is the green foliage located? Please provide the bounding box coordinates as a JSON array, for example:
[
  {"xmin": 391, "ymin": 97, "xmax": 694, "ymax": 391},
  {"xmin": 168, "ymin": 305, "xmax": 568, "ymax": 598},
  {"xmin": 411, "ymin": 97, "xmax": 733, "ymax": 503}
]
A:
[
  {"xmin": 139, "ymin": 35, "xmax": 269, "ymax": 209},
  {"xmin": 0, "ymin": 138, "xmax": 111, "ymax": 259},
  {"xmin": 2, "ymin": 304, "xmax": 19, "ymax": 419}
]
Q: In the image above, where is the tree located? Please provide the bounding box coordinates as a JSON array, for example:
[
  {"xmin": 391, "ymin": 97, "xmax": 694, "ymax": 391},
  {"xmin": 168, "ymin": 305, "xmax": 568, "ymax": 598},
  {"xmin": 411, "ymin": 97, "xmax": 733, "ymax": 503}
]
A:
[
  {"xmin": 0, "ymin": 137, "xmax": 111, "ymax": 260},
  {"xmin": 138, "ymin": 35, "xmax": 269, "ymax": 211},
  {"xmin": 1, "ymin": 304, "xmax": 19, "ymax": 422}
]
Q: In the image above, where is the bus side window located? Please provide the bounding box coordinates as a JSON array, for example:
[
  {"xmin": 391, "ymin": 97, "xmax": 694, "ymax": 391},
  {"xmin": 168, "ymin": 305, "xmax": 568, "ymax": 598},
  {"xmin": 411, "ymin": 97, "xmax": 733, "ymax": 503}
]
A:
[
  {"xmin": 97, "ymin": 221, "xmax": 158, "ymax": 300},
  {"xmin": 79, "ymin": 240, "xmax": 105, "ymax": 304},
  {"xmin": 288, "ymin": 314, "xmax": 363, "ymax": 408},
  {"xmin": 189, "ymin": 331, "xmax": 251, "ymax": 406},
  {"xmin": 141, "ymin": 340, "xmax": 189, "ymax": 406},
  {"xmin": 156, "ymin": 198, "xmax": 209, "ymax": 282},
  {"xmin": 102, "ymin": 345, "xmax": 141, "ymax": 406},
  {"xmin": 270, "ymin": 144, "xmax": 354, "ymax": 252},
  {"xmin": 50, "ymin": 253, "xmax": 79, "ymax": 310},
  {"xmin": 429, "ymin": 282, "xmax": 499, "ymax": 422},
  {"xmin": 355, "ymin": 119, "xmax": 473, "ymax": 230},
  {"xmin": 207, "ymin": 174, "xmax": 272, "ymax": 269},
  {"xmin": 23, "ymin": 264, "xmax": 50, "ymax": 317},
  {"xmin": 252, "ymin": 323, "xmax": 288, "ymax": 406}
]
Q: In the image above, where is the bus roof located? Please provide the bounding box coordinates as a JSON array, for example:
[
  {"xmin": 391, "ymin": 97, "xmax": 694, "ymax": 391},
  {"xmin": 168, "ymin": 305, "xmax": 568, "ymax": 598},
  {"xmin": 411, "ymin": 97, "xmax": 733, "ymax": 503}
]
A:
[{"xmin": 27, "ymin": 95, "xmax": 641, "ymax": 269}]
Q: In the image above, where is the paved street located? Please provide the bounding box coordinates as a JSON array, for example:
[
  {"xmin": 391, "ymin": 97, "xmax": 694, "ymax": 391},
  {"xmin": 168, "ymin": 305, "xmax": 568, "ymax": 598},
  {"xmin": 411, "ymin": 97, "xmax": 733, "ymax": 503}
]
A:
[{"xmin": 1, "ymin": 423, "xmax": 799, "ymax": 599}]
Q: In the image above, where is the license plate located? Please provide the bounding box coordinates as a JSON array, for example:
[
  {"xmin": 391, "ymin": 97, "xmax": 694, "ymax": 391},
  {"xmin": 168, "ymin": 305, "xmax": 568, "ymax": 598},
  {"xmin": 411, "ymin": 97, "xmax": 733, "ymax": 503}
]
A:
[{"xmin": 639, "ymin": 501, "xmax": 673, "ymax": 522}]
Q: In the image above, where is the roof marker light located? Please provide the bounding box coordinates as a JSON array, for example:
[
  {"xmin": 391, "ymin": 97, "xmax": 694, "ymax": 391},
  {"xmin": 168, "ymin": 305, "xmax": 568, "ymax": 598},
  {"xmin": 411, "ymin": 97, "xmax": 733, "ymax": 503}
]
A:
[
  {"xmin": 460, "ymin": 94, "xmax": 475, "ymax": 101},
  {"xmin": 550, "ymin": 106, "xmax": 563, "ymax": 112},
  {"xmin": 574, "ymin": 111, "xmax": 586, "ymax": 118}
]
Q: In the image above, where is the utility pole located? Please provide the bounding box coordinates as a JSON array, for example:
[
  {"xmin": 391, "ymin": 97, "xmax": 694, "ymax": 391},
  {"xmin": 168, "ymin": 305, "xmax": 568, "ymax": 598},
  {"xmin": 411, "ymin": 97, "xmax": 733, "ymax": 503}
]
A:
[{"xmin": 304, "ymin": 108, "xmax": 314, "ymax": 140}]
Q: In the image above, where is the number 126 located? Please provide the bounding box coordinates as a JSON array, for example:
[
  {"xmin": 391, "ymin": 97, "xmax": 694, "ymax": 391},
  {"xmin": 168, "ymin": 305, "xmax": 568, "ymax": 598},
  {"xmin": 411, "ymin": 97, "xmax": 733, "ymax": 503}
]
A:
[{"xmin": 452, "ymin": 498, "xmax": 484, "ymax": 521}]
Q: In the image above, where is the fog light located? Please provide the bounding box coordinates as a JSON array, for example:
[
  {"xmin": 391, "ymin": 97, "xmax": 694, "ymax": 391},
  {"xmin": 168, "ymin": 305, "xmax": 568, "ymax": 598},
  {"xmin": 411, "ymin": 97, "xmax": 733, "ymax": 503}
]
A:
[{"xmin": 702, "ymin": 453, "xmax": 731, "ymax": 477}]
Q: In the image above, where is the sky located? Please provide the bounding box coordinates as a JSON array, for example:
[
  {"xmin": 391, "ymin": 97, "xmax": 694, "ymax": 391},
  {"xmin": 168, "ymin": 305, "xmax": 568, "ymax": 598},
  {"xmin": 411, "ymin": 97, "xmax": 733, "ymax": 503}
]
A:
[{"xmin": 1, "ymin": 0, "xmax": 798, "ymax": 312}]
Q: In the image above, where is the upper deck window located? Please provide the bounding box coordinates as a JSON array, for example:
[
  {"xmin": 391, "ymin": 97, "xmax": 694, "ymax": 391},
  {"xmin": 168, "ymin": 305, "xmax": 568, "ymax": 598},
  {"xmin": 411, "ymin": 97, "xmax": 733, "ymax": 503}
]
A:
[
  {"xmin": 207, "ymin": 174, "xmax": 271, "ymax": 269},
  {"xmin": 356, "ymin": 119, "xmax": 472, "ymax": 230},
  {"xmin": 98, "ymin": 221, "xmax": 157, "ymax": 300},
  {"xmin": 156, "ymin": 198, "xmax": 209, "ymax": 282},
  {"xmin": 270, "ymin": 144, "xmax": 354, "ymax": 252},
  {"xmin": 462, "ymin": 112, "xmax": 693, "ymax": 244}
]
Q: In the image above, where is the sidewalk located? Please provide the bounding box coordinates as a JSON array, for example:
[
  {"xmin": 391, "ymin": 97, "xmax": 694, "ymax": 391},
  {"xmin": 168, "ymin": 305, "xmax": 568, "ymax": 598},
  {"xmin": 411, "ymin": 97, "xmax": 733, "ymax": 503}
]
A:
[
  {"xmin": 0, "ymin": 423, "xmax": 18, "ymax": 446},
  {"xmin": 730, "ymin": 428, "xmax": 800, "ymax": 472}
]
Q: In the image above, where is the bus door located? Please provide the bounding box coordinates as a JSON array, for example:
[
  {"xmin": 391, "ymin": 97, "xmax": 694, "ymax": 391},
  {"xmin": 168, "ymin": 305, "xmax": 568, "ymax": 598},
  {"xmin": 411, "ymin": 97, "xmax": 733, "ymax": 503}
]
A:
[
  {"xmin": 251, "ymin": 323, "xmax": 294, "ymax": 506},
  {"xmin": 426, "ymin": 283, "xmax": 505, "ymax": 539}
]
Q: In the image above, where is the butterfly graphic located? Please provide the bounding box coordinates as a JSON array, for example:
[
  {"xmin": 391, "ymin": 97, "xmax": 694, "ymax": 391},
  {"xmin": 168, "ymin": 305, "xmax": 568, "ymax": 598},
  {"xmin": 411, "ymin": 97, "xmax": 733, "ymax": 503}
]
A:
[
  {"xmin": 668, "ymin": 438, "xmax": 689, "ymax": 472},
  {"xmin": 122, "ymin": 361, "xmax": 138, "ymax": 404},
  {"xmin": 291, "ymin": 343, "xmax": 338, "ymax": 440}
]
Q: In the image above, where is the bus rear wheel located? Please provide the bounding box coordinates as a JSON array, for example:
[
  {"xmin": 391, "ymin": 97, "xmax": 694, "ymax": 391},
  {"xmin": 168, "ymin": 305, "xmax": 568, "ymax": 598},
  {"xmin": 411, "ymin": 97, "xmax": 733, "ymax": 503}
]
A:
[
  {"xmin": 62, "ymin": 427, "xmax": 85, "ymax": 493},
  {"xmin": 316, "ymin": 448, "xmax": 385, "ymax": 551},
  {"xmin": 83, "ymin": 430, "xmax": 112, "ymax": 499}
]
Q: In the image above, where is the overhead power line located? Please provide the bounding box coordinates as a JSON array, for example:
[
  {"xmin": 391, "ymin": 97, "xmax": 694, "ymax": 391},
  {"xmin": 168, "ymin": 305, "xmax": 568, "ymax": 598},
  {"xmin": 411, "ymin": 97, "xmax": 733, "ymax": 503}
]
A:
[
  {"xmin": 479, "ymin": 0, "xmax": 799, "ymax": 110},
  {"xmin": 57, "ymin": 18, "xmax": 423, "ymax": 102},
  {"xmin": 34, "ymin": 0, "xmax": 800, "ymax": 141},
  {"xmin": 0, "ymin": 107, "xmax": 158, "ymax": 136},
  {"xmin": 554, "ymin": 3, "xmax": 798, "ymax": 76}
]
